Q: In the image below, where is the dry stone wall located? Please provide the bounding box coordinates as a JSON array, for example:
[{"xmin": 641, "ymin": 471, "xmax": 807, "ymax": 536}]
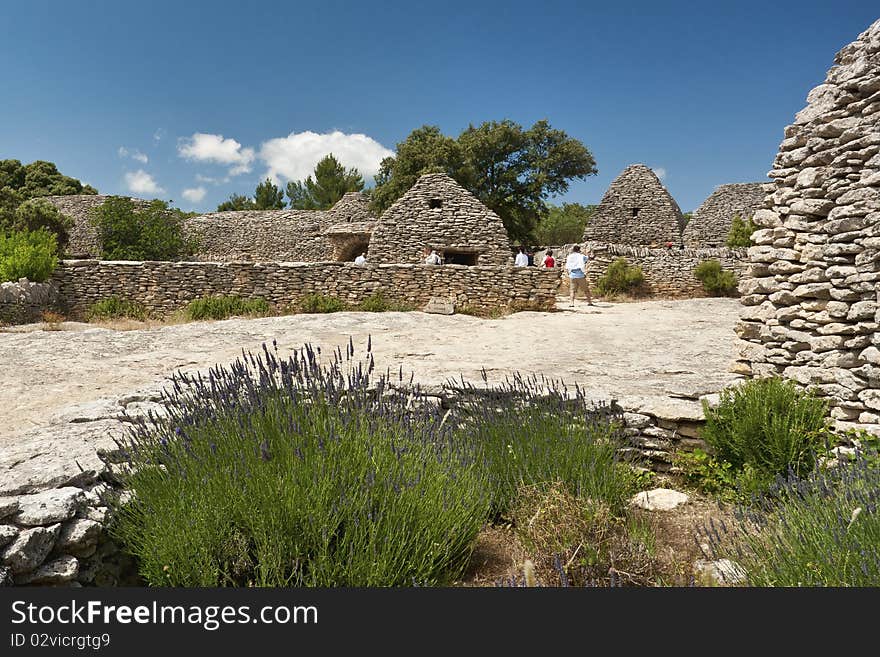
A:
[
  {"xmin": 582, "ymin": 164, "xmax": 686, "ymax": 247},
  {"xmin": 183, "ymin": 210, "xmax": 337, "ymax": 262},
  {"xmin": 51, "ymin": 260, "xmax": 559, "ymax": 318},
  {"xmin": 368, "ymin": 173, "xmax": 513, "ymax": 265},
  {"xmin": 683, "ymin": 183, "xmax": 773, "ymax": 247},
  {"xmin": 0, "ymin": 280, "xmax": 58, "ymax": 325},
  {"xmin": 538, "ymin": 242, "xmax": 748, "ymax": 297},
  {"xmin": 733, "ymin": 18, "xmax": 880, "ymax": 432}
]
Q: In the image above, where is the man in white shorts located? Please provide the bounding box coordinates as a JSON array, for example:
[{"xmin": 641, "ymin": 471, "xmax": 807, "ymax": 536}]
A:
[{"xmin": 565, "ymin": 245, "xmax": 594, "ymax": 307}]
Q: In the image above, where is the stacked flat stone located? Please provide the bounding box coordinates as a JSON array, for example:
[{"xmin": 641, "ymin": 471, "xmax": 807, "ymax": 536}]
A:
[
  {"xmin": 734, "ymin": 18, "xmax": 880, "ymax": 432},
  {"xmin": 367, "ymin": 173, "xmax": 513, "ymax": 265},
  {"xmin": 42, "ymin": 195, "xmax": 151, "ymax": 258},
  {"xmin": 0, "ymin": 280, "xmax": 58, "ymax": 324},
  {"xmin": 537, "ymin": 242, "xmax": 748, "ymax": 298},
  {"xmin": 184, "ymin": 209, "xmax": 337, "ymax": 262},
  {"xmin": 582, "ymin": 164, "xmax": 685, "ymax": 247},
  {"xmin": 683, "ymin": 183, "xmax": 773, "ymax": 247},
  {"xmin": 51, "ymin": 260, "xmax": 559, "ymax": 318},
  {"xmin": 326, "ymin": 191, "xmax": 374, "ymax": 223}
]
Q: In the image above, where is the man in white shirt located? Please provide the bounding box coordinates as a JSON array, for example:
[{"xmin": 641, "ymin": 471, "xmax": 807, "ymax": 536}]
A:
[
  {"xmin": 424, "ymin": 247, "xmax": 442, "ymax": 265},
  {"xmin": 354, "ymin": 253, "xmax": 367, "ymax": 266},
  {"xmin": 565, "ymin": 245, "xmax": 594, "ymax": 307},
  {"xmin": 514, "ymin": 247, "xmax": 529, "ymax": 267}
]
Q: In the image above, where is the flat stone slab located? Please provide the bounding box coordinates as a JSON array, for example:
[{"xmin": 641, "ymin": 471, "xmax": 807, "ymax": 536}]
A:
[
  {"xmin": 630, "ymin": 488, "xmax": 690, "ymax": 511},
  {"xmin": 15, "ymin": 487, "xmax": 85, "ymax": 526}
]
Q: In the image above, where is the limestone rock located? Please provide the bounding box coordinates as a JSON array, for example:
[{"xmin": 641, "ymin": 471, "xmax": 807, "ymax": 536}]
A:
[
  {"xmin": 0, "ymin": 497, "xmax": 19, "ymax": 520},
  {"xmin": 630, "ymin": 488, "xmax": 689, "ymax": 511},
  {"xmin": 694, "ymin": 559, "xmax": 747, "ymax": 586},
  {"xmin": 56, "ymin": 519, "xmax": 102, "ymax": 558},
  {"xmin": 15, "ymin": 555, "xmax": 79, "ymax": 585},
  {"xmin": 0, "ymin": 525, "xmax": 17, "ymax": 548},
  {"xmin": 15, "ymin": 487, "xmax": 85, "ymax": 526},
  {"xmin": 1, "ymin": 524, "xmax": 61, "ymax": 574}
]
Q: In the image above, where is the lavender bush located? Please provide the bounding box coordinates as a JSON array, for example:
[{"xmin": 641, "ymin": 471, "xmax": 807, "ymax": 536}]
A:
[
  {"xmin": 703, "ymin": 451, "xmax": 880, "ymax": 586},
  {"xmin": 111, "ymin": 341, "xmax": 628, "ymax": 587}
]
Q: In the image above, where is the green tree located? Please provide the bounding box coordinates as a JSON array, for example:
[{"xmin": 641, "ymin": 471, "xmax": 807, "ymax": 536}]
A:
[
  {"xmin": 0, "ymin": 158, "xmax": 95, "ymax": 230},
  {"xmin": 254, "ymin": 179, "xmax": 285, "ymax": 210},
  {"xmin": 216, "ymin": 193, "xmax": 256, "ymax": 212},
  {"xmin": 90, "ymin": 197, "xmax": 194, "ymax": 261},
  {"xmin": 533, "ymin": 203, "xmax": 597, "ymax": 245},
  {"xmin": 286, "ymin": 154, "xmax": 365, "ymax": 210},
  {"xmin": 727, "ymin": 214, "xmax": 757, "ymax": 248},
  {"xmin": 371, "ymin": 120, "xmax": 597, "ymax": 242},
  {"xmin": 11, "ymin": 198, "xmax": 73, "ymax": 252}
]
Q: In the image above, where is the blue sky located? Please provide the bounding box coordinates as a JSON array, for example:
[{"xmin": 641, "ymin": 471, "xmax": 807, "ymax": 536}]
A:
[{"xmin": 1, "ymin": 0, "xmax": 877, "ymax": 212}]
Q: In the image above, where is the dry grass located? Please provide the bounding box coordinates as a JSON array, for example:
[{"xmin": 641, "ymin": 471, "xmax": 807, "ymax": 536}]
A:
[{"xmin": 457, "ymin": 482, "xmax": 735, "ymax": 587}]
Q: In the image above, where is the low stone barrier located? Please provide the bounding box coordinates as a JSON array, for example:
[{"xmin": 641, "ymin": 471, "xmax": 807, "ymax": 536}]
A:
[
  {"xmin": 51, "ymin": 260, "xmax": 560, "ymax": 319},
  {"xmin": 539, "ymin": 242, "xmax": 749, "ymax": 297},
  {"xmin": 0, "ymin": 280, "xmax": 58, "ymax": 325}
]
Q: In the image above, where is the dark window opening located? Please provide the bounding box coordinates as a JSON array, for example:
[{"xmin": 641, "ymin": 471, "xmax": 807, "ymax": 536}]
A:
[
  {"xmin": 428, "ymin": 198, "xmax": 443, "ymax": 209},
  {"xmin": 631, "ymin": 208, "xmax": 640, "ymax": 218},
  {"xmin": 443, "ymin": 250, "xmax": 479, "ymax": 266}
]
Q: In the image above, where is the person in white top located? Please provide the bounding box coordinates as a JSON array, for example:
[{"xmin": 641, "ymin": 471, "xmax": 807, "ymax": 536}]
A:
[
  {"xmin": 354, "ymin": 253, "xmax": 367, "ymax": 266},
  {"xmin": 514, "ymin": 247, "xmax": 529, "ymax": 267},
  {"xmin": 423, "ymin": 247, "xmax": 442, "ymax": 265},
  {"xmin": 564, "ymin": 245, "xmax": 594, "ymax": 307}
]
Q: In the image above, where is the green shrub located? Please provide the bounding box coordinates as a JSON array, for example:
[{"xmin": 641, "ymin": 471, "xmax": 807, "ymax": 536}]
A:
[
  {"xmin": 0, "ymin": 229, "xmax": 58, "ymax": 282},
  {"xmin": 297, "ymin": 294, "xmax": 348, "ymax": 313},
  {"xmin": 694, "ymin": 259, "xmax": 738, "ymax": 296},
  {"xmin": 90, "ymin": 197, "xmax": 195, "ymax": 261},
  {"xmin": 357, "ymin": 291, "xmax": 413, "ymax": 312},
  {"xmin": 700, "ymin": 377, "xmax": 831, "ymax": 484},
  {"xmin": 595, "ymin": 257, "xmax": 644, "ymax": 296},
  {"xmin": 706, "ymin": 453, "xmax": 880, "ymax": 586},
  {"xmin": 726, "ymin": 214, "xmax": 757, "ymax": 248},
  {"xmin": 453, "ymin": 377, "xmax": 635, "ymax": 517},
  {"xmin": 86, "ymin": 296, "xmax": 149, "ymax": 321},
  {"xmin": 185, "ymin": 296, "xmax": 270, "ymax": 321},
  {"xmin": 10, "ymin": 198, "xmax": 73, "ymax": 253}
]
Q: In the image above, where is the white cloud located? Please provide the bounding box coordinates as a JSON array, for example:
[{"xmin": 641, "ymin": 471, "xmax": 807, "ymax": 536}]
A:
[
  {"xmin": 124, "ymin": 169, "xmax": 164, "ymax": 195},
  {"xmin": 181, "ymin": 186, "xmax": 207, "ymax": 203},
  {"xmin": 652, "ymin": 167, "xmax": 667, "ymax": 181},
  {"xmin": 259, "ymin": 130, "xmax": 394, "ymax": 183},
  {"xmin": 195, "ymin": 173, "xmax": 219, "ymax": 184},
  {"xmin": 153, "ymin": 128, "xmax": 166, "ymax": 142},
  {"xmin": 178, "ymin": 133, "xmax": 255, "ymax": 176},
  {"xmin": 118, "ymin": 146, "xmax": 148, "ymax": 164}
]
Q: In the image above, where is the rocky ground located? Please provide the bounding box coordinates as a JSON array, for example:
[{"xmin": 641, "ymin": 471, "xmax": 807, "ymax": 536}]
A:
[{"xmin": 1, "ymin": 297, "xmax": 742, "ymax": 441}]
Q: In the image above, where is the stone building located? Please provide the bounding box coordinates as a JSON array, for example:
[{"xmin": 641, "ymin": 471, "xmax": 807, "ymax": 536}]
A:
[
  {"xmin": 42, "ymin": 194, "xmax": 150, "ymax": 258},
  {"xmin": 187, "ymin": 192, "xmax": 376, "ymax": 262},
  {"xmin": 322, "ymin": 192, "xmax": 376, "ymax": 261},
  {"xmin": 683, "ymin": 182, "xmax": 773, "ymax": 247},
  {"xmin": 367, "ymin": 172, "xmax": 512, "ymax": 265},
  {"xmin": 733, "ymin": 18, "xmax": 880, "ymax": 432},
  {"xmin": 582, "ymin": 164, "xmax": 686, "ymax": 247}
]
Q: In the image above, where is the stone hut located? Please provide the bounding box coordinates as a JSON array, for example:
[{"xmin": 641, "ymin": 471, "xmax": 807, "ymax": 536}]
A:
[
  {"xmin": 367, "ymin": 173, "xmax": 512, "ymax": 265},
  {"xmin": 42, "ymin": 194, "xmax": 150, "ymax": 258},
  {"xmin": 683, "ymin": 182, "xmax": 773, "ymax": 247},
  {"xmin": 184, "ymin": 209, "xmax": 337, "ymax": 262},
  {"xmin": 582, "ymin": 164, "xmax": 685, "ymax": 247},
  {"xmin": 733, "ymin": 18, "xmax": 880, "ymax": 433},
  {"xmin": 323, "ymin": 192, "xmax": 377, "ymax": 261}
]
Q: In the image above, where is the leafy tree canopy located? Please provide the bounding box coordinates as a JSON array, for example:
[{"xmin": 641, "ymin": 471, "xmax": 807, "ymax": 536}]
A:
[
  {"xmin": 254, "ymin": 178, "xmax": 285, "ymax": 210},
  {"xmin": 370, "ymin": 120, "xmax": 597, "ymax": 242},
  {"xmin": 532, "ymin": 202, "xmax": 597, "ymax": 246},
  {"xmin": 216, "ymin": 193, "xmax": 256, "ymax": 212},
  {"xmin": 287, "ymin": 154, "xmax": 365, "ymax": 210},
  {"xmin": 0, "ymin": 158, "xmax": 96, "ymax": 232}
]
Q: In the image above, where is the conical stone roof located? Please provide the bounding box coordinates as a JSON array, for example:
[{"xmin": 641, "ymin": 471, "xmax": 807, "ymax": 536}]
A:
[
  {"xmin": 582, "ymin": 164, "xmax": 684, "ymax": 246},
  {"xmin": 368, "ymin": 172, "xmax": 512, "ymax": 265}
]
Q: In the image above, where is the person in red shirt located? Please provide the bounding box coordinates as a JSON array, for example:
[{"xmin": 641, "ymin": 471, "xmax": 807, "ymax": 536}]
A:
[{"xmin": 541, "ymin": 249, "xmax": 556, "ymax": 268}]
